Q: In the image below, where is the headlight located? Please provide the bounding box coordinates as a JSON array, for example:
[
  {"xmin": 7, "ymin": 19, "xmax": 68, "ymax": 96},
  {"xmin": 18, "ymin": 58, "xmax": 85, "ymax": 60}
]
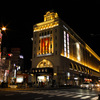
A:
[
  {"xmin": 80, "ymin": 85, "xmax": 82, "ymax": 87},
  {"xmin": 86, "ymin": 85, "xmax": 89, "ymax": 88}
]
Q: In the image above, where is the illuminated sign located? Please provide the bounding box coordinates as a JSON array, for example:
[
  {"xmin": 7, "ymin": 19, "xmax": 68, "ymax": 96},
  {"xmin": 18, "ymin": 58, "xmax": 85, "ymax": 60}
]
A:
[
  {"xmin": 0, "ymin": 32, "xmax": 2, "ymax": 38},
  {"xmin": 76, "ymin": 42, "xmax": 80, "ymax": 61},
  {"xmin": 19, "ymin": 55, "xmax": 24, "ymax": 59},
  {"xmin": 64, "ymin": 31, "xmax": 66, "ymax": 57},
  {"xmin": 8, "ymin": 53, "xmax": 13, "ymax": 57},
  {"xmin": 16, "ymin": 76, "xmax": 23, "ymax": 83}
]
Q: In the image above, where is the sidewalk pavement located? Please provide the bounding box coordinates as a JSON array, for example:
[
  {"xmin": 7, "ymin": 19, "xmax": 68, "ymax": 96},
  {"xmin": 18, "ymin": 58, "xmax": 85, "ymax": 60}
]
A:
[
  {"xmin": 0, "ymin": 87, "xmax": 59, "ymax": 91},
  {"xmin": 0, "ymin": 87, "xmax": 33, "ymax": 91},
  {"xmin": 0, "ymin": 86, "xmax": 78, "ymax": 91}
]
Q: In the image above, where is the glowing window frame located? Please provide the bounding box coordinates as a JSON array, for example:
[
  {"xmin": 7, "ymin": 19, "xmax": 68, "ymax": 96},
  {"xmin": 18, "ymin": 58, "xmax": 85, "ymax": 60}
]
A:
[{"xmin": 37, "ymin": 59, "xmax": 53, "ymax": 68}]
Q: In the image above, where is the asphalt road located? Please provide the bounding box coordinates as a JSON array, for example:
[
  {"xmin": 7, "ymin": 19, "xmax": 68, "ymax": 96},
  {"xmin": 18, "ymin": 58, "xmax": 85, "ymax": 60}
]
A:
[{"xmin": 0, "ymin": 88, "xmax": 99, "ymax": 100}]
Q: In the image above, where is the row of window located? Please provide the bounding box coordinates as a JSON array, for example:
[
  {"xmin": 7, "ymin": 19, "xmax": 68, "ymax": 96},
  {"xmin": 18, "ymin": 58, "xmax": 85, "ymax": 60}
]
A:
[
  {"xmin": 34, "ymin": 29, "xmax": 57, "ymax": 38},
  {"xmin": 69, "ymin": 63, "xmax": 93, "ymax": 75}
]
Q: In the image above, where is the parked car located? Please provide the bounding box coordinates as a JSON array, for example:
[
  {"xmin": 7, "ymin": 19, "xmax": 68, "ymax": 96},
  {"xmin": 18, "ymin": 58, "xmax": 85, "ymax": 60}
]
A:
[
  {"xmin": 80, "ymin": 82, "xmax": 94, "ymax": 89},
  {"xmin": 94, "ymin": 83, "xmax": 100, "ymax": 88}
]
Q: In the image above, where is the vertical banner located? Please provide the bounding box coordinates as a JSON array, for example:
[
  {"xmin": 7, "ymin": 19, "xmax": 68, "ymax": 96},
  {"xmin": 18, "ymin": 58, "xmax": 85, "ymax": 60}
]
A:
[{"xmin": 40, "ymin": 37, "xmax": 50, "ymax": 54}]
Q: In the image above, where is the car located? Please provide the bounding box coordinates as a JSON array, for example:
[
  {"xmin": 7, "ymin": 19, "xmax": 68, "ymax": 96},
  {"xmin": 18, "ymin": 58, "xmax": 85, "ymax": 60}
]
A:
[
  {"xmin": 80, "ymin": 82, "xmax": 94, "ymax": 89},
  {"xmin": 94, "ymin": 83, "xmax": 100, "ymax": 88}
]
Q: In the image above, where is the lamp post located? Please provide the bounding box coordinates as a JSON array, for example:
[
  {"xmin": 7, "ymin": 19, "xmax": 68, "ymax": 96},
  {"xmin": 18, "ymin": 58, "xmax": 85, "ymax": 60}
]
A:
[
  {"xmin": 0, "ymin": 26, "xmax": 6, "ymax": 65},
  {"xmin": 0, "ymin": 26, "xmax": 6, "ymax": 83}
]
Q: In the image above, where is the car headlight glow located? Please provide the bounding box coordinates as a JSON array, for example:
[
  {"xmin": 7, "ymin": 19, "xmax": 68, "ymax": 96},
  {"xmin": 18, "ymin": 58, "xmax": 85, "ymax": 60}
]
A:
[
  {"xmin": 80, "ymin": 85, "xmax": 82, "ymax": 87},
  {"xmin": 86, "ymin": 85, "xmax": 89, "ymax": 88}
]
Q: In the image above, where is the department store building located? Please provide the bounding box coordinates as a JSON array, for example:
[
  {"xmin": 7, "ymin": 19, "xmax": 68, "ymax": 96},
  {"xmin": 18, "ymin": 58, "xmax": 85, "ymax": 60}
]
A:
[{"xmin": 31, "ymin": 11, "xmax": 100, "ymax": 86}]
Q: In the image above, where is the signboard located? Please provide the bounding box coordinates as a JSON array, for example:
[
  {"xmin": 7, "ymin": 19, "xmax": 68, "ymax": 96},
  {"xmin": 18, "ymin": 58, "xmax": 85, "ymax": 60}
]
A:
[{"xmin": 16, "ymin": 76, "xmax": 23, "ymax": 83}]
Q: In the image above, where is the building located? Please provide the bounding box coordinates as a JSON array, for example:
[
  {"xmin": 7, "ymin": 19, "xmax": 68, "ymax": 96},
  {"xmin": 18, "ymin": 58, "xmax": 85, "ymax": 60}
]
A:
[{"xmin": 32, "ymin": 11, "xmax": 100, "ymax": 86}]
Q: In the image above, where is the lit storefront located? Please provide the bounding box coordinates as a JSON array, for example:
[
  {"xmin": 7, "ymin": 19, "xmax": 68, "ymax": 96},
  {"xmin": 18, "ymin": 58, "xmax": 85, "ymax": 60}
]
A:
[{"xmin": 32, "ymin": 11, "xmax": 100, "ymax": 87}]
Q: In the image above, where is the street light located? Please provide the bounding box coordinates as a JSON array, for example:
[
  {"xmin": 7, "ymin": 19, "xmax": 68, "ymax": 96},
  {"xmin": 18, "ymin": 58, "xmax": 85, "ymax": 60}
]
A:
[
  {"xmin": 0, "ymin": 26, "xmax": 7, "ymax": 63},
  {"xmin": 2, "ymin": 26, "xmax": 6, "ymax": 31},
  {"xmin": 0, "ymin": 26, "xmax": 6, "ymax": 31},
  {"xmin": 0, "ymin": 26, "xmax": 7, "ymax": 83}
]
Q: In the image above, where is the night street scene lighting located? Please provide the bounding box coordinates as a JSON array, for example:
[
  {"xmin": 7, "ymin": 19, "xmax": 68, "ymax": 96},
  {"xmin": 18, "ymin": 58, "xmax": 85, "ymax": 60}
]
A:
[{"xmin": 0, "ymin": 0, "xmax": 100, "ymax": 100}]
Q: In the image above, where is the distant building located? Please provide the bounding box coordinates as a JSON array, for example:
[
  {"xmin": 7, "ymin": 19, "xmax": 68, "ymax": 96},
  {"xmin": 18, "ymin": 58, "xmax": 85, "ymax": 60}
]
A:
[
  {"xmin": 4, "ymin": 48, "xmax": 24, "ymax": 83},
  {"xmin": 11, "ymin": 48, "xmax": 20, "ymax": 66},
  {"xmin": 31, "ymin": 11, "xmax": 100, "ymax": 86}
]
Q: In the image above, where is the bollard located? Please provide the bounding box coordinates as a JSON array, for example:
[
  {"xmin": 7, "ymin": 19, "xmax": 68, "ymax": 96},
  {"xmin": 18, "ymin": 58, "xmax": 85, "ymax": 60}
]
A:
[{"xmin": 98, "ymin": 94, "xmax": 100, "ymax": 100}]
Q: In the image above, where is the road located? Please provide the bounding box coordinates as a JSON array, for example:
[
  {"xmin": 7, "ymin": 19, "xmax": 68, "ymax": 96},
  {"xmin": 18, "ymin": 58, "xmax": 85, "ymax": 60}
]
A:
[{"xmin": 0, "ymin": 88, "xmax": 99, "ymax": 100}]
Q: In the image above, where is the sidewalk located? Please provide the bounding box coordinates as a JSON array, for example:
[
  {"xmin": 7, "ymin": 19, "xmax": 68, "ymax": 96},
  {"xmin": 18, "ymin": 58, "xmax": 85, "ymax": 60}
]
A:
[
  {"xmin": 0, "ymin": 87, "xmax": 33, "ymax": 91},
  {"xmin": 0, "ymin": 87, "xmax": 58, "ymax": 91},
  {"xmin": 0, "ymin": 86, "xmax": 67, "ymax": 91},
  {"xmin": 0, "ymin": 86, "xmax": 79, "ymax": 91}
]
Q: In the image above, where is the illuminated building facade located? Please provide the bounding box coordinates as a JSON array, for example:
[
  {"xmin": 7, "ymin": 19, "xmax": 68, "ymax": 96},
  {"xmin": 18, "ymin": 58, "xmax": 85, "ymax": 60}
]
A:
[{"xmin": 32, "ymin": 11, "xmax": 100, "ymax": 86}]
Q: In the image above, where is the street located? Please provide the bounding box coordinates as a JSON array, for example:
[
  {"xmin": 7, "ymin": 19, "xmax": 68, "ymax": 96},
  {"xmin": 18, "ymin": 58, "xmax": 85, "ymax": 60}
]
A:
[{"xmin": 0, "ymin": 88, "xmax": 99, "ymax": 100}]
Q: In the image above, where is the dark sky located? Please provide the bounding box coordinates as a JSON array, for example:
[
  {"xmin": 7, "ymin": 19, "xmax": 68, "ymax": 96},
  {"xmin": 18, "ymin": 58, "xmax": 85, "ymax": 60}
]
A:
[{"xmin": 0, "ymin": 0, "xmax": 100, "ymax": 68}]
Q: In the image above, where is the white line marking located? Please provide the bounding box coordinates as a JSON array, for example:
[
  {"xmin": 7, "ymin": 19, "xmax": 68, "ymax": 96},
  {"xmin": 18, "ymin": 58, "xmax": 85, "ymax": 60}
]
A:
[
  {"xmin": 80, "ymin": 96, "xmax": 90, "ymax": 99},
  {"xmin": 91, "ymin": 96, "xmax": 98, "ymax": 100},
  {"xmin": 34, "ymin": 97, "xmax": 43, "ymax": 100},
  {"xmin": 64, "ymin": 94, "xmax": 74, "ymax": 97},
  {"xmin": 72, "ymin": 95, "xmax": 82, "ymax": 98}
]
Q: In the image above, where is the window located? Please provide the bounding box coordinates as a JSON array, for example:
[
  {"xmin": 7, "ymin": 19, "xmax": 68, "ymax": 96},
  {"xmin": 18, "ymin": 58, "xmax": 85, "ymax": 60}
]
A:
[
  {"xmin": 34, "ymin": 41, "xmax": 36, "ymax": 44},
  {"xmin": 38, "ymin": 30, "xmax": 53, "ymax": 55},
  {"xmin": 34, "ymin": 54, "xmax": 35, "ymax": 58},
  {"xmin": 50, "ymin": 45, "xmax": 52, "ymax": 48},
  {"xmin": 45, "ymin": 32, "xmax": 46, "ymax": 35},
  {"xmin": 39, "ymin": 33, "xmax": 41, "ymax": 36},
  {"xmin": 55, "ymin": 29, "xmax": 57, "ymax": 32},
  {"xmin": 34, "ymin": 47, "xmax": 36, "ymax": 51},
  {"xmin": 48, "ymin": 31, "xmax": 49, "ymax": 34},
  {"xmin": 42, "ymin": 32, "xmax": 43, "ymax": 36},
  {"xmin": 37, "ymin": 59, "xmax": 53, "ymax": 68},
  {"xmin": 35, "ymin": 34, "xmax": 36, "ymax": 37},
  {"xmin": 51, "ymin": 30, "xmax": 52, "ymax": 34},
  {"xmin": 50, "ymin": 37, "xmax": 52, "ymax": 41},
  {"xmin": 55, "ymin": 51, "xmax": 57, "ymax": 55},
  {"xmin": 55, "ymin": 43, "xmax": 57, "ymax": 47},
  {"xmin": 55, "ymin": 36, "xmax": 57, "ymax": 40}
]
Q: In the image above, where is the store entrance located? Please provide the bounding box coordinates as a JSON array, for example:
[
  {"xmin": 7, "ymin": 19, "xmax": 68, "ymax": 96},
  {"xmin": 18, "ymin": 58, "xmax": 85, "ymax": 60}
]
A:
[{"xmin": 37, "ymin": 75, "xmax": 52, "ymax": 87}]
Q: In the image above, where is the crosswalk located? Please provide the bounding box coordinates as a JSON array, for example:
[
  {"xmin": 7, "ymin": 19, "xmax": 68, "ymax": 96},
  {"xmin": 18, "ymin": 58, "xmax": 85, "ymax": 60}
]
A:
[{"xmin": 4, "ymin": 90, "xmax": 98, "ymax": 100}]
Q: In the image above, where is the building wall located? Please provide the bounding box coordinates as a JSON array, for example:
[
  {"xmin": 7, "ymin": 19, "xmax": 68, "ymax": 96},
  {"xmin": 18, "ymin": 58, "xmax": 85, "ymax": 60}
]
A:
[
  {"xmin": 60, "ymin": 20, "xmax": 100, "ymax": 74},
  {"xmin": 32, "ymin": 11, "xmax": 100, "ymax": 86}
]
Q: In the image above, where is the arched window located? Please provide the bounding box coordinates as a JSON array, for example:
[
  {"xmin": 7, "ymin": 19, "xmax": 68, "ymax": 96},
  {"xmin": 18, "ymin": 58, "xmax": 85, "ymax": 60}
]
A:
[
  {"xmin": 37, "ymin": 59, "xmax": 53, "ymax": 68},
  {"xmin": 69, "ymin": 63, "xmax": 74, "ymax": 70}
]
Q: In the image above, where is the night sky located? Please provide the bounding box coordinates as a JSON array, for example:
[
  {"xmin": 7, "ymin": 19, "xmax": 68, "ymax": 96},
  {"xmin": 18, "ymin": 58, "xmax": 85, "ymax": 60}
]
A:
[{"xmin": 0, "ymin": 0, "xmax": 100, "ymax": 69}]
